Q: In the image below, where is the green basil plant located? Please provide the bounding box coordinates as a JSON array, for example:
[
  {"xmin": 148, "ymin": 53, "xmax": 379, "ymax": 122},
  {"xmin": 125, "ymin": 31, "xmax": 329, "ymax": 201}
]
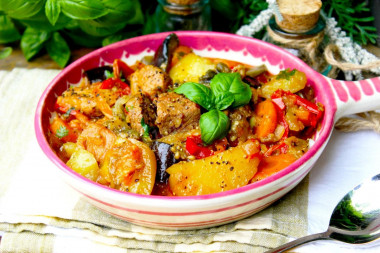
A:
[{"xmin": 0, "ymin": 0, "xmax": 143, "ymax": 67}]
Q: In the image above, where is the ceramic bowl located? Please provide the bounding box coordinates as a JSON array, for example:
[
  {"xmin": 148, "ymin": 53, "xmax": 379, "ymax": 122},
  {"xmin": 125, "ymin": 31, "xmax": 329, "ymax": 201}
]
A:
[{"xmin": 35, "ymin": 31, "xmax": 380, "ymax": 229}]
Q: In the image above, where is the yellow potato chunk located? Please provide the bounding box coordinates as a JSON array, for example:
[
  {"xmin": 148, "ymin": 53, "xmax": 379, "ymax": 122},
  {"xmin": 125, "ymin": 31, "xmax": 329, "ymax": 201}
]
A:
[
  {"xmin": 66, "ymin": 148, "xmax": 99, "ymax": 181},
  {"xmin": 99, "ymin": 138, "xmax": 156, "ymax": 195},
  {"xmin": 61, "ymin": 142, "xmax": 81, "ymax": 159},
  {"xmin": 169, "ymin": 53, "xmax": 216, "ymax": 83},
  {"xmin": 260, "ymin": 69, "xmax": 306, "ymax": 98},
  {"xmin": 167, "ymin": 140, "xmax": 261, "ymax": 196}
]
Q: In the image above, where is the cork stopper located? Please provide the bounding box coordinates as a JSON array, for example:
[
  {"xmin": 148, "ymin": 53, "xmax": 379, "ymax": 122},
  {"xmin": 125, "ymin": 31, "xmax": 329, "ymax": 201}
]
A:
[
  {"xmin": 167, "ymin": 0, "xmax": 200, "ymax": 5},
  {"xmin": 276, "ymin": 0, "xmax": 322, "ymax": 33},
  {"xmin": 164, "ymin": 0, "xmax": 203, "ymax": 15}
]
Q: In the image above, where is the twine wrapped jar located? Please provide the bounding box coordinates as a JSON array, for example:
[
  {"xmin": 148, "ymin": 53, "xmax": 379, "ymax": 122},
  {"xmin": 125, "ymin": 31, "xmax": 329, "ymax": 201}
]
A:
[
  {"xmin": 275, "ymin": 0, "xmax": 322, "ymax": 33},
  {"xmin": 155, "ymin": 0, "xmax": 211, "ymax": 32},
  {"xmin": 265, "ymin": 0, "xmax": 333, "ymax": 76}
]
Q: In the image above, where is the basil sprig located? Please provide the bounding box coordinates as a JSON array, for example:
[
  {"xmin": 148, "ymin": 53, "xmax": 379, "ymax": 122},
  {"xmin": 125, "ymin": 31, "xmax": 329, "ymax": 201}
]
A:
[
  {"xmin": 200, "ymin": 109, "xmax": 231, "ymax": 145},
  {"xmin": 210, "ymin": 72, "xmax": 252, "ymax": 108},
  {"xmin": 175, "ymin": 72, "xmax": 251, "ymax": 145},
  {"xmin": 174, "ymin": 82, "xmax": 215, "ymax": 111}
]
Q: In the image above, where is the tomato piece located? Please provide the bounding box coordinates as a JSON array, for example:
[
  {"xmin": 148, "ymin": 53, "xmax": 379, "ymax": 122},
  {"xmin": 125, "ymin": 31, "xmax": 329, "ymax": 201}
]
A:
[{"xmin": 186, "ymin": 135, "xmax": 213, "ymax": 159}]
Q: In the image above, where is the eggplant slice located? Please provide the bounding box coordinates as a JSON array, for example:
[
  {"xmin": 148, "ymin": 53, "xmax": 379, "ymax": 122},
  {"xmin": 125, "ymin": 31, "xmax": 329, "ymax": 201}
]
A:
[
  {"xmin": 152, "ymin": 141, "xmax": 177, "ymax": 184},
  {"xmin": 84, "ymin": 66, "xmax": 113, "ymax": 83},
  {"xmin": 153, "ymin": 33, "xmax": 180, "ymax": 73}
]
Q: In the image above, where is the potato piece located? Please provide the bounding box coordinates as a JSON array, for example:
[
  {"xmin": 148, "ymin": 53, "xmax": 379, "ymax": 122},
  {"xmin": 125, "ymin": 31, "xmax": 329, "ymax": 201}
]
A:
[
  {"xmin": 61, "ymin": 142, "xmax": 81, "ymax": 159},
  {"xmin": 260, "ymin": 69, "xmax": 306, "ymax": 98},
  {"xmin": 99, "ymin": 138, "xmax": 156, "ymax": 195},
  {"xmin": 66, "ymin": 148, "xmax": 99, "ymax": 181},
  {"xmin": 169, "ymin": 53, "xmax": 216, "ymax": 83},
  {"xmin": 167, "ymin": 139, "xmax": 261, "ymax": 196}
]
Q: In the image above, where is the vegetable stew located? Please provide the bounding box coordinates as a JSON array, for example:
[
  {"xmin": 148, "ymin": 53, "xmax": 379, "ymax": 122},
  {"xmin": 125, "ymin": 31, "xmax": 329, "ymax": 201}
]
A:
[{"xmin": 48, "ymin": 33, "xmax": 324, "ymax": 196}]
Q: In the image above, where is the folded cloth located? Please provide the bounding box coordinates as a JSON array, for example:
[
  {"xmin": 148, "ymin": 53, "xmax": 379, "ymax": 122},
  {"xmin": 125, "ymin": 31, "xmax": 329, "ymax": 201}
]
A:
[
  {"xmin": 2, "ymin": 68, "xmax": 380, "ymax": 253},
  {"xmin": 0, "ymin": 68, "xmax": 308, "ymax": 253}
]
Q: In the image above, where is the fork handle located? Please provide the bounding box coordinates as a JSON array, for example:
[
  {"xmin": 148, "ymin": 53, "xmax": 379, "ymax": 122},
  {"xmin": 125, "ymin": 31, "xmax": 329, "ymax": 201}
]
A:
[{"xmin": 265, "ymin": 231, "xmax": 330, "ymax": 253}]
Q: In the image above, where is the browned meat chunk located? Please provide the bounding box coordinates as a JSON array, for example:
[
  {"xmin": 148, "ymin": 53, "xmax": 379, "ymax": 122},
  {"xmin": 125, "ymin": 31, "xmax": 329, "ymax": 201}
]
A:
[
  {"xmin": 155, "ymin": 92, "xmax": 200, "ymax": 136},
  {"xmin": 130, "ymin": 65, "xmax": 172, "ymax": 100},
  {"xmin": 77, "ymin": 123, "xmax": 117, "ymax": 163},
  {"xmin": 227, "ymin": 105, "xmax": 254, "ymax": 146},
  {"xmin": 124, "ymin": 93, "xmax": 156, "ymax": 135}
]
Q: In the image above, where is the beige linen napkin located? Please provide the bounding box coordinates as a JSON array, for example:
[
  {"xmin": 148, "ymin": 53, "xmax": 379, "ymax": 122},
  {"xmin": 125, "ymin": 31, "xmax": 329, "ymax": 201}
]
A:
[{"xmin": 0, "ymin": 68, "xmax": 308, "ymax": 253}]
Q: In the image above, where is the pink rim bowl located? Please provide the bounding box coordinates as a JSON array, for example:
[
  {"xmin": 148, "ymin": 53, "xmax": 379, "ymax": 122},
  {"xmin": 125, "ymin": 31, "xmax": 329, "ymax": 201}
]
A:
[{"xmin": 35, "ymin": 31, "xmax": 380, "ymax": 229}]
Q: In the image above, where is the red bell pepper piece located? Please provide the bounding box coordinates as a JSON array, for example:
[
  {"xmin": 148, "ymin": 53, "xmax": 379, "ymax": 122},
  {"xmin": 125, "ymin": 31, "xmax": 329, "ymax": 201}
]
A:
[
  {"xmin": 265, "ymin": 142, "xmax": 288, "ymax": 157},
  {"xmin": 271, "ymin": 90, "xmax": 286, "ymax": 110},
  {"xmin": 255, "ymin": 71, "xmax": 269, "ymax": 84},
  {"xmin": 291, "ymin": 94, "xmax": 323, "ymax": 127},
  {"xmin": 271, "ymin": 92, "xmax": 289, "ymax": 141},
  {"xmin": 113, "ymin": 59, "xmax": 134, "ymax": 79},
  {"xmin": 98, "ymin": 59, "xmax": 133, "ymax": 94},
  {"xmin": 278, "ymin": 111, "xmax": 289, "ymax": 140},
  {"xmin": 99, "ymin": 78, "xmax": 131, "ymax": 94},
  {"xmin": 186, "ymin": 135, "xmax": 214, "ymax": 159},
  {"xmin": 271, "ymin": 89, "xmax": 323, "ymax": 128},
  {"xmin": 271, "ymin": 97, "xmax": 286, "ymax": 110},
  {"xmin": 99, "ymin": 78, "xmax": 114, "ymax": 89}
]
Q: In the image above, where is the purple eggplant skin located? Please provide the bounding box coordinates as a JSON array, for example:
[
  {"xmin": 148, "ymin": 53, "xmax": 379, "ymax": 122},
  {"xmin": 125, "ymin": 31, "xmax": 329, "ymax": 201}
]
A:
[
  {"xmin": 153, "ymin": 33, "xmax": 180, "ymax": 72},
  {"xmin": 152, "ymin": 141, "xmax": 177, "ymax": 184},
  {"xmin": 84, "ymin": 66, "xmax": 113, "ymax": 83}
]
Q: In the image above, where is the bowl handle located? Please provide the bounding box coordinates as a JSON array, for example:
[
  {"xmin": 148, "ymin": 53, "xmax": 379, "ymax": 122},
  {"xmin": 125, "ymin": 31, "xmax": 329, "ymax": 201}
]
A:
[{"xmin": 323, "ymin": 76, "xmax": 380, "ymax": 121}]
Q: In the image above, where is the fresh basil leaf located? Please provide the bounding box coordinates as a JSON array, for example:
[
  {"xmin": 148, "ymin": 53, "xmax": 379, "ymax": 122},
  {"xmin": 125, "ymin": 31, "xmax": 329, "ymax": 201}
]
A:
[
  {"xmin": 210, "ymin": 72, "xmax": 251, "ymax": 108},
  {"xmin": 200, "ymin": 109, "xmax": 230, "ymax": 145},
  {"xmin": 0, "ymin": 0, "xmax": 45, "ymax": 19},
  {"xmin": 124, "ymin": 0, "xmax": 144, "ymax": 25},
  {"xmin": 20, "ymin": 27, "xmax": 51, "ymax": 61},
  {"xmin": 18, "ymin": 8, "xmax": 71, "ymax": 31},
  {"xmin": 210, "ymin": 72, "xmax": 232, "ymax": 95},
  {"xmin": 214, "ymin": 91, "xmax": 234, "ymax": 111},
  {"xmin": 102, "ymin": 30, "xmax": 140, "ymax": 46},
  {"xmin": 0, "ymin": 15, "xmax": 21, "ymax": 43},
  {"xmin": 228, "ymin": 76, "xmax": 252, "ymax": 108},
  {"xmin": 0, "ymin": 47, "xmax": 12, "ymax": 59},
  {"xmin": 61, "ymin": 0, "xmax": 107, "ymax": 20},
  {"xmin": 78, "ymin": 19, "xmax": 126, "ymax": 37},
  {"xmin": 46, "ymin": 32, "xmax": 70, "ymax": 68},
  {"xmin": 45, "ymin": 0, "xmax": 61, "ymax": 26},
  {"xmin": 174, "ymin": 82, "xmax": 215, "ymax": 110},
  {"xmin": 99, "ymin": 0, "xmax": 143, "ymax": 25},
  {"xmin": 142, "ymin": 10, "xmax": 156, "ymax": 35}
]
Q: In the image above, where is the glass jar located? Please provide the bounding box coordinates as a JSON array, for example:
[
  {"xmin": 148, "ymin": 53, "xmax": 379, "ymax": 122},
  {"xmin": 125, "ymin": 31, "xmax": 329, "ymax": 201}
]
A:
[
  {"xmin": 155, "ymin": 0, "xmax": 211, "ymax": 32},
  {"xmin": 265, "ymin": 16, "xmax": 333, "ymax": 76}
]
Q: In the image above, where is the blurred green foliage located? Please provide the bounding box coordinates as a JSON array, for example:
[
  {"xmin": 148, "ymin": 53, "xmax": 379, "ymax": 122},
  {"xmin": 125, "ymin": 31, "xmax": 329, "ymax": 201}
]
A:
[
  {"xmin": 322, "ymin": 0, "xmax": 378, "ymax": 45},
  {"xmin": 0, "ymin": 0, "xmax": 377, "ymax": 67}
]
